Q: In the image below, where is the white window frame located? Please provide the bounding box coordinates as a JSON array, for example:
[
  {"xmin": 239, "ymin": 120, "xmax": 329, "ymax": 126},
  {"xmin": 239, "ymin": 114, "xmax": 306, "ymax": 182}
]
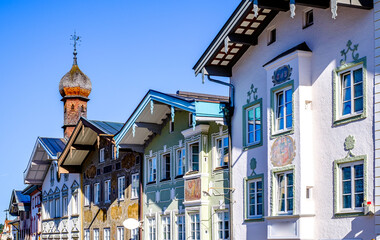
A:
[
  {"xmin": 274, "ymin": 86, "xmax": 293, "ymax": 133},
  {"xmin": 55, "ymin": 198, "xmax": 60, "ymax": 218},
  {"xmin": 84, "ymin": 185, "xmax": 90, "ymax": 206},
  {"xmin": 244, "ymin": 103, "xmax": 262, "ymax": 147},
  {"xmin": 94, "ymin": 183, "xmax": 100, "ymax": 205},
  {"xmin": 161, "ymin": 153, "xmax": 171, "ymax": 181},
  {"xmin": 131, "ymin": 228, "xmax": 138, "ymax": 240},
  {"xmin": 104, "ymin": 180, "xmax": 111, "ymax": 203},
  {"xmin": 118, "ymin": 176, "xmax": 125, "ymax": 201},
  {"xmin": 72, "ymin": 192, "xmax": 78, "ymax": 215},
  {"xmin": 131, "ymin": 173, "xmax": 139, "ymax": 199},
  {"xmin": 104, "ymin": 228, "xmax": 110, "ymax": 240},
  {"xmin": 85, "ymin": 229, "xmax": 90, "ymax": 240},
  {"xmin": 176, "ymin": 148, "xmax": 186, "ymax": 176},
  {"xmin": 215, "ymin": 211, "xmax": 229, "ymax": 240},
  {"xmin": 117, "ymin": 226, "xmax": 124, "ymax": 240},
  {"xmin": 189, "ymin": 213, "xmax": 200, "ymax": 240},
  {"xmin": 161, "ymin": 215, "xmax": 171, "ymax": 240},
  {"xmin": 338, "ymin": 161, "xmax": 365, "ymax": 213},
  {"xmin": 62, "ymin": 196, "xmax": 68, "ymax": 217},
  {"xmin": 214, "ymin": 135, "xmax": 229, "ymax": 169},
  {"xmin": 189, "ymin": 142, "xmax": 200, "ymax": 172},
  {"xmin": 338, "ymin": 64, "xmax": 364, "ymax": 119},
  {"xmin": 274, "ymin": 171, "xmax": 294, "ymax": 215},
  {"xmin": 246, "ymin": 178, "xmax": 263, "ymax": 219},
  {"xmin": 50, "ymin": 200, "xmax": 54, "ymax": 218},
  {"xmin": 148, "ymin": 217, "xmax": 156, "ymax": 240},
  {"xmin": 100, "ymin": 148, "xmax": 105, "ymax": 163},
  {"xmin": 148, "ymin": 157, "xmax": 157, "ymax": 183},
  {"xmin": 177, "ymin": 215, "xmax": 185, "ymax": 240},
  {"xmin": 93, "ymin": 229, "xmax": 99, "ymax": 240}
]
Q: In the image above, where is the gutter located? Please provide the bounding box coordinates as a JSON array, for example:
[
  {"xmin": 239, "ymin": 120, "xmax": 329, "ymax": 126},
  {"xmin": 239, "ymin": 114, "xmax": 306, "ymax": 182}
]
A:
[{"xmin": 206, "ymin": 75, "xmax": 235, "ymax": 239}]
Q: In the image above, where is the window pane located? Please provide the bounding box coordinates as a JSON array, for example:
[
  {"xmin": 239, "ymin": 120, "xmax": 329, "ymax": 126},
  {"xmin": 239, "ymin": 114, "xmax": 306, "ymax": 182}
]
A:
[
  {"xmin": 287, "ymin": 199, "xmax": 293, "ymax": 211},
  {"xmin": 248, "ymin": 109, "xmax": 254, "ymax": 121},
  {"xmin": 355, "ymin": 193, "xmax": 364, "ymax": 208},
  {"xmin": 343, "ymin": 102, "xmax": 351, "ymax": 115},
  {"xmin": 287, "ymin": 173, "xmax": 293, "ymax": 185},
  {"xmin": 343, "ymin": 74, "xmax": 351, "ymax": 87},
  {"xmin": 279, "ymin": 118, "xmax": 284, "ymax": 130},
  {"xmin": 355, "ymin": 179, "xmax": 363, "ymax": 193},
  {"xmin": 353, "ymin": 69, "xmax": 363, "ymax": 83},
  {"xmin": 285, "ymin": 89, "xmax": 292, "ymax": 102},
  {"xmin": 286, "ymin": 115, "xmax": 292, "ymax": 129},
  {"xmin": 343, "ymin": 88, "xmax": 351, "ymax": 101},
  {"xmin": 286, "ymin": 102, "xmax": 292, "ymax": 115},
  {"xmin": 255, "ymin": 130, "xmax": 261, "ymax": 142},
  {"xmin": 248, "ymin": 133, "xmax": 254, "ymax": 144},
  {"xmin": 342, "ymin": 167, "xmax": 351, "ymax": 180},
  {"xmin": 278, "ymin": 93, "xmax": 284, "ymax": 105},
  {"xmin": 354, "ymin": 164, "xmax": 363, "ymax": 178},
  {"xmin": 343, "ymin": 181, "xmax": 351, "ymax": 194},
  {"xmin": 354, "ymin": 98, "xmax": 363, "ymax": 112},
  {"xmin": 343, "ymin": 195, "xmax": 351, "ymax": 208},
  {"xmin": 354, "ymin": 83, "xmax": 363, "ymax": 97},
  {"xmin": 278, "ymin": 106, "xmax": 284, "ymax": 118}
]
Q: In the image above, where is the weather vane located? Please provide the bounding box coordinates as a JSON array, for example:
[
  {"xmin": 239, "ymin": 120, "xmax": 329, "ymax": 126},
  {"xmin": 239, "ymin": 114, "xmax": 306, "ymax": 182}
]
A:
[{"xmin": 70, "ymin": 31, "xmax": 81, "ymax": 65}]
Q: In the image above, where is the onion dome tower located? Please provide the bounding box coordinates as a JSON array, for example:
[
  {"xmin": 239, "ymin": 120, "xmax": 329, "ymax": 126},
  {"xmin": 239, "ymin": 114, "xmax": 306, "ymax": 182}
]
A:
[{"xmin": 59, "ymin": 32, "xmax": 92, "ymax": 139}]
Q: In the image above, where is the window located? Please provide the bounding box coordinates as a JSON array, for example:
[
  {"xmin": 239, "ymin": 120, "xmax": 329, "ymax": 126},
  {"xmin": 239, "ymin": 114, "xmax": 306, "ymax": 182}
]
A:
[
  {"xmin": 340, "ymin": 67, "xmax": 364, "ymax": 117},
  {"xmin": 94, "ymin": 183, "xmax": 100, "ymax": 205},
  {"xmin": 85, "ymin": 229, "xmax": 90, "ymax": 240},
  {"xmin": 303, "ymin": 9, "xmax": 313, "ymax": 28},
  {"xmin": 50, "ymin": 200, "xmax": 54, "ymax": 218},
  {"xmin": 131, "ymin": 228, "xmax": 138, "ymax": 240},
  {"xmin": 189, "ymin": 143, "xmax": 199, "ymax": 172},
  {"xmin": 94, "ymin": 229, "xmax": 99, "ymax": 240},
  {"xmin": 162, "ymin": 216, "xmax": 170, "ymax": 240},
  {"xmin": 100, "ymin": 148, "xmax": 105, "ymax": 163},
  {"xmin": 62, "ymin": 196, "xmax": 68, "ymax": 216},
  {"xmin": 117, "ymin": 227, "xmax": 124, "ymax": 240},
  {"xmin": 268, "ymin": 28, "xmax": 276, "ymax": 45},
  {"xmin": 333, "ymin": 59, "xmax": 366, "ymax": 125},
  {"xmin": 131, "ymin": 174, "xmax": 139, "ymax": 199},
  {"xmin": 105, "ymin": 180, "xmax": 111, "ymax": 203},
  {"xmin": 169, "ymin": 121, "xmax": 174, "ymax": 133},
  {"xmin": 176, "ymin": 148, "xmax": 185, "ymax": 176},
  {"xmin": 118, "ymin": 177, "xmax": 125, "ymax": 200},
  {"xmin": 84, "ymin": 185, "xmax": 90, "ymax": 206},
  {"xmin": 337, "ymin": 161, "xmax": 365, "ymax": 212},
  {"xmin": 148, "ymin": 218, "xmax": 156, "ymax": 240},
  {"xmin": 247, "ymin": 178, "xmax": 263, "ymax": 218},
  {"xmin": 148, "ymin": 158, "xmax": 157, "ymax": 183},
  {"xmin": 243, "ymin": 100, "xmax": 262, "ymax": 148},
  {"xmin": 162, "ymin": 154, "xmax": 171, "ymax": 180},
  {"xmin": 190, "ymin": 213, "xmax": 200, "ymax": 240},
  {"xmin": 72, "ymin": 193, "xmax": 78, "ymax": 215},
  {"xmin": 189, "ymin": 113, "xmax": 193, "ymax": 127},
  {"xmin": 50, "ymin": 167, "xmax": 54, "ymax": 183},
  {"xmin": 275, "ymin": 171, "xmax": 294, "ymax": 215},
  {"xmin": 177, "ymin": 215, "xmax": 185, "ymax": 240},
  {"xmin": 104, "ymin": 228, "xmax": 110, "ymax": 240},
  {"xmin": 55, "ymin": 198, "xmax": 60, "ymax": 218},
  {"xmin": 111, "ymin": 144, "xmax": 116, "ymax": 160},
  {"xmin": 216, "ymin": 211, "xmax": 229, "ymax": 240},
  {"xmin": 274, "ymin": 86, "xmax": 293, "ymax": 133},
  {"xmin": 216, "ymin": 136, "xmax": 229, "ymax": 168}
]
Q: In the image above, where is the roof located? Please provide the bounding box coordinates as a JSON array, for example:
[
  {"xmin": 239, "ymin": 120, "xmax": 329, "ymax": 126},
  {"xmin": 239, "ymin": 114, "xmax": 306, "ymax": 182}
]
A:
[
  {"xmin": 22, "ymin": 185, "xmax": 40, "ymax": 196},
  {"xmin": 263, "ymin": 42, "xmax": 312, "ymax": 67},
  {"xmin": 9, "ymin": 190, "xmax": 30, "ymax": 216},
  {"xmin": 113, "ymin": 90, "xmax": 228, "ymax": 149},
  {"xmin": 23, "ymin": 137, "xmax": 66, "ymax": 185},
  {"xmin": 193, "ymin": 0, "xmax": 372, "ymax": 77},
  {"xmin": 86, "ymin": 120, "xmax": 124, "ymax": 135},
  {"xmin": 15, "ymin": 190, "xmax": 30, "ymax": 204}
]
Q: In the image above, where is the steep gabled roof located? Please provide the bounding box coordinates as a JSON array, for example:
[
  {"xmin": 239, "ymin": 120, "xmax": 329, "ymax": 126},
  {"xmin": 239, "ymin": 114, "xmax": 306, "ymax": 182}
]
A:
[{"xmin": 9, "ymin": 190, "xmax": 30, "ymax": 216}]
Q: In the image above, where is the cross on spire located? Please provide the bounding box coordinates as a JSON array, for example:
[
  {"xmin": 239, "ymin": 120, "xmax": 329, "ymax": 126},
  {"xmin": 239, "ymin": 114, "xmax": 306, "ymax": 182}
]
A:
[{"xmin": 70, "ymin": 31, "xmax": 81, "ymax": 65}]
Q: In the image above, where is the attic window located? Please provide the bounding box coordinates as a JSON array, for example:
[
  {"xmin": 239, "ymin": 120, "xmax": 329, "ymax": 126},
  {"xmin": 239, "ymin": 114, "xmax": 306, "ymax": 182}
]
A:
[
  {"xmin": 268, "ymin": 28, "xmax": 276, "ymax": 45},
  {"xmin": 169, "ymin": 121, "xmax": 175, "ymax": 133},
  {"xmin": 189, "ymin": 113, "xmax": 193, "ymax": 127},
  {"xmin": 303, "ymin": 9, "xmax": 314, "ymax": 28}
]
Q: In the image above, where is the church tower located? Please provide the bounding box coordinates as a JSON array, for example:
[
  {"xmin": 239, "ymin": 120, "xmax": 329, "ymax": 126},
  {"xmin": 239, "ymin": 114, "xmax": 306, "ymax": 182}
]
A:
[{"xmin": 59, "ymin": 32, "xmax": 92, "ymax": 139}]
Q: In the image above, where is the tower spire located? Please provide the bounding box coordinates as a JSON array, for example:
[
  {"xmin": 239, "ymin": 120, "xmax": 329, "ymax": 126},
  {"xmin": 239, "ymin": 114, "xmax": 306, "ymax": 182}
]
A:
[{"xmin": 70, "ymin": 31, "xmax": 81, "ymax": 66}]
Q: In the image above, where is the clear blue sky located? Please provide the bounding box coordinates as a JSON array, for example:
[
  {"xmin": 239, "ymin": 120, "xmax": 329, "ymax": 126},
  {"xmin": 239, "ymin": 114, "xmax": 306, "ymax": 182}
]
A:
[{"xmin": 0, "ymin": 0, "xmax": 239, "ymax": 223}]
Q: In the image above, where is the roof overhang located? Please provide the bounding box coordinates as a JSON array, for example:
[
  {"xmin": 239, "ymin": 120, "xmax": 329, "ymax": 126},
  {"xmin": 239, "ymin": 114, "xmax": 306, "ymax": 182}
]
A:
[
  {"xmin": 114, "ymin": 90, "xmax": 226, "ymax": 150},
  {"xmin": 193, "ymin": 0, "xmax": 372, "ymax": 77}
]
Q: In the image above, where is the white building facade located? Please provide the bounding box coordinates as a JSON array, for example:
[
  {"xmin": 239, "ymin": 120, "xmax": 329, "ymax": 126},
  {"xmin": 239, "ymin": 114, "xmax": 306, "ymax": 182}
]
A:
[{"xmin": 194, "ymin": 1, "xmax": 376, "ymax": 239}]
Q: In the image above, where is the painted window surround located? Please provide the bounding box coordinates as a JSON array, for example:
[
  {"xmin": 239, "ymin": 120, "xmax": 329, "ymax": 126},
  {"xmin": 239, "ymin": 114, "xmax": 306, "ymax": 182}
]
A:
[
  {"xmin": 333, "ymin": 57, "xmax": 367, "ymax": 126},
  {"xmin": 270, "ymin": 80, "xmax": 295, "ymax": 138},
  {"xmin": 271, "ymin": 165, "xmax": 295, "ymax": 216},
  {"xmin": 333, "ymin": 155, "xmax": 367, "ymax": 217},
  {"xmin": 242, "ymin": 98, "xmax": 263, "ymax": 150},
  {"xmin": 211, "ymin": 130, "xmax": 229, "ymax": 170},
  {"xmin": 244, "ymin": 174, "xmax": 264, "ymax": 222}
]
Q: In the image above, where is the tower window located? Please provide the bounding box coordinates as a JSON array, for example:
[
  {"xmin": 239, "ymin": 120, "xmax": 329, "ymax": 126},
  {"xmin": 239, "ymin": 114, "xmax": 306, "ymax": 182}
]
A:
[
  {"xmin": 303, "ymin": 9, "xmax": 314, "ymax": 28},
  {"xmin": 268, "ymin": 28, "xmax": 276, "ymax": 45},
  {"xmin": 71, "ymin": 104, "xmax": 75, "ymax": 110}
]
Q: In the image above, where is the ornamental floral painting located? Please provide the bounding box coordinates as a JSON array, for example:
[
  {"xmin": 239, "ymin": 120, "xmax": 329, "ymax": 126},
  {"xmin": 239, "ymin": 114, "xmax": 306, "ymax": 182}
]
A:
[
  {"xmin": 270, "ymin": 136, "xmax": 296, "ymax": 167},
  {"xmin": 185, "ymin": 178, "xmax": 201, "ymax": 201}
]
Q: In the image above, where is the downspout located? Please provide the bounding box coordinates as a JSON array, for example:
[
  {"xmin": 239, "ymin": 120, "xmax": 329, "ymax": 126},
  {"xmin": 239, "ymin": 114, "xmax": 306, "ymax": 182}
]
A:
[{"xmin": 206, "ymin": 75, "xmax": 235, "ymax": 239}]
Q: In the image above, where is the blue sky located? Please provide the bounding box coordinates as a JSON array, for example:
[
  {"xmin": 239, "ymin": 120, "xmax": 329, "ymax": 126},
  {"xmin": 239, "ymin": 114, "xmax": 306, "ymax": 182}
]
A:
[{"xmin": 0, "ymin": 0, "xmax": 239, "ymax": 223}]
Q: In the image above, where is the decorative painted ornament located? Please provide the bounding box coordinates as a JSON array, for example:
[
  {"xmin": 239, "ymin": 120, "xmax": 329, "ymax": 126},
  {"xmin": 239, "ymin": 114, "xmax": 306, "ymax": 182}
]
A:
[
  {"xmin": 250, "ymin": 157, "xmax": 257, "ymax": 176},
  {"xmin": 340, "ymin": 40, "xmax": 359, "ymax": 65},
  {"xmin": 270, "ymin": 136, "xmax": 296, "ymax": 167},
  {"xmin": 272, "ymin": 65, "xmax": 292, "ymax": 86}
]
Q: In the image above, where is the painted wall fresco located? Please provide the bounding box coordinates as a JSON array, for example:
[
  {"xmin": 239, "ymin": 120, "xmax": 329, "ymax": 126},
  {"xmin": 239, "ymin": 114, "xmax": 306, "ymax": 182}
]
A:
[
  {"xmin": 185, "ymin": 178, "xmax": 201, "ymax": 201},
  {"xmin": 270, "ymin": 136, "xmax": 295, "ymax": 167}
]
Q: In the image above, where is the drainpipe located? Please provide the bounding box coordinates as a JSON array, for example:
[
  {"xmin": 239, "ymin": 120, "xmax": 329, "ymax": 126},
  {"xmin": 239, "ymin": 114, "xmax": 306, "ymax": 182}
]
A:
[{"xmin": 206, "ymin": 75, "xmax": 235, "ymax": 239}]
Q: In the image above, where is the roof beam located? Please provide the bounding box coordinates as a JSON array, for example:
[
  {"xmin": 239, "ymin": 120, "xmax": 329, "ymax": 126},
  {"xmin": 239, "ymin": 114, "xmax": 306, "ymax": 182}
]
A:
[
  {"xmin": 72, "ymin": 144, "xmax": 95, "ymax": 151},
  {"xmin": 228, "ymin": 33, "xmax": 258, "ymax": 46},
  {"xmin": 135, "ymin": 122, "xmax": 161, "ymax": 134},
  {"xmin": 119, "ymin": 144, "xmax": 144, "ymax": 153},
  {"xmin": 295, "ymin": 0, "xmax": 330, "ymax": 8},
  {"xmin": 24, "ymin": 180, "xmax": 43, "ymax": 185},
  {"xmin": 31, "ymin": 160, "xmax": 51, "ymax": 165},
  {"xmin": 59, "ymin": 165, "xmax": 81, "ymax": 174},
  {"xmin": 337, "ymin": 0, "xmax": 373, "ymax": 9},
  {"xmin": 258, "ymin": 0, "xmax": 289, "ymax": 11},
  {"xmin": 204, "ymin": 65, "xmax": 232, "ymax": 77}
]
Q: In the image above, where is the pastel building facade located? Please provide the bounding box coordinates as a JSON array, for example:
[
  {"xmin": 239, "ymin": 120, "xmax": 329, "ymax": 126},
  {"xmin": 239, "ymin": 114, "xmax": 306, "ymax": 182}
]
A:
[{"xmin": 194, "ymin": 0, "xmax": 375, "ymax": 239}]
